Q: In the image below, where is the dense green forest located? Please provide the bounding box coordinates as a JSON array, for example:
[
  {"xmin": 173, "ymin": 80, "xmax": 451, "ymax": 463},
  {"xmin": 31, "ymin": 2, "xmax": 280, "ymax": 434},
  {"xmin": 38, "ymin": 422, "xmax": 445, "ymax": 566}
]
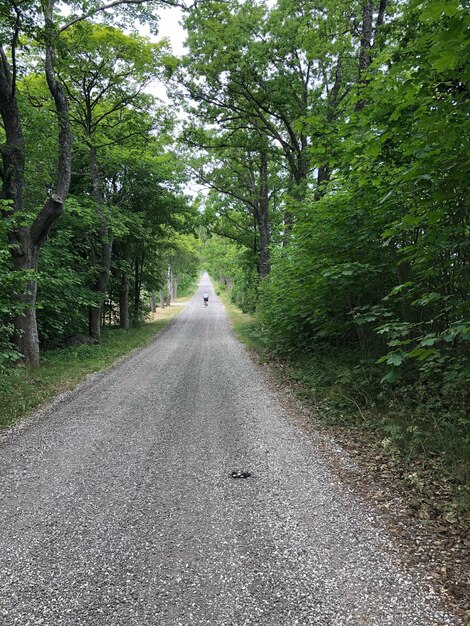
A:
[
  {"xmin": 1, "ymin": 1, "xmax": 468, "ymax": 490},
  {"xmin": 177, "ymin": 0, "xmax": 469, "ymax": 493},
  {"xmin": 0, "ymin": 0, "xmax": 200, "ymax": 376}
]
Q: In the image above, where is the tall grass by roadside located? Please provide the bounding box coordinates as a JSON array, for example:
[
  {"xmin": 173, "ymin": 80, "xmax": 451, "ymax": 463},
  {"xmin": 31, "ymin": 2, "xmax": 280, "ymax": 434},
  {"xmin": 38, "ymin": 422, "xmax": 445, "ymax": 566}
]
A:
[
  {"xmin": 217, "ymin": 289, "xmax": 257, "ymax": 350},
  {"xmin": 0, "ymin": 304, "xmax": 183, "ymax": 428}
]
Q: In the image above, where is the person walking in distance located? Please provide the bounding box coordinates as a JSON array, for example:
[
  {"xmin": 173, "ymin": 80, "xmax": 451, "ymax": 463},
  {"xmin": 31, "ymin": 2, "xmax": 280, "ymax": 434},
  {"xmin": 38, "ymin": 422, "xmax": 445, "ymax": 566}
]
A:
[{"xmin": 203, "ymin": 291, "xmax": 209, "ymax": 306}]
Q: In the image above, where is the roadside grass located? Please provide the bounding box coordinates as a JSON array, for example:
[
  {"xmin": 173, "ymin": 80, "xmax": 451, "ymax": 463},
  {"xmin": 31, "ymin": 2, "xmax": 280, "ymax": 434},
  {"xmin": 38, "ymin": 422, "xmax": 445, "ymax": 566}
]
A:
[
  {"xmin": 0, "ymin": 303, "xmax": 185, "ymax": 428},
  {"xmin": 216, "ymin": 288, "xmax": 259, "ymax": 351}
]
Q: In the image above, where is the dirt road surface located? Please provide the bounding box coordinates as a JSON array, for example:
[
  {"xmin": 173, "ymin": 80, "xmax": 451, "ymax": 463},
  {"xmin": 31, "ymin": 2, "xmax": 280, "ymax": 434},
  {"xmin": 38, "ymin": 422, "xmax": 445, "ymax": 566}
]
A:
[{"xmin": 0, "ymin": 274, "xmax": 459, "ymax": 625}]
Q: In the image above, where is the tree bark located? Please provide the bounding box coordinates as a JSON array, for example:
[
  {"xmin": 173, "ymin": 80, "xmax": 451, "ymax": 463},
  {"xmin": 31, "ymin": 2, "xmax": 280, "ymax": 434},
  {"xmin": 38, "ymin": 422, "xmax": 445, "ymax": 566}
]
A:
[
  {"xmin": 316, "ymin": 165, "xmax": 331, "ymax": 194},
  {"xmin": 10, "ymin": 244, "xmax": 40, "ymax": 364},
  {"xmin": 166, "ymin": 265, "xmax": 172, "ymax": 306},
  {"xmin": 316, "ymin": 57, "xmax": 343, "ymax": 199},
  {"xmin": 356, "ymin": 0, "xmax": 388, "ymax": 111},
  {"xmin": 358, "ymin": 1, "xmax": 373, "ymax": 76},
  {"xmin": 149, "ymin": 291, "xmax": 156, "ymax": 313},
  {"xmin": 133, "ymin": 252, "xmax": 144, "ymax": 320},
  {"xmin": 119, "ymin": 273, "xmax": 129, "ymax": 329},
  {"xmin": 257, "ymin": 150, "xmax": 270, "ymax": 277},
  {"xmin": 88, "ymin": 144, "xmax": 112, "ymax": 341}
]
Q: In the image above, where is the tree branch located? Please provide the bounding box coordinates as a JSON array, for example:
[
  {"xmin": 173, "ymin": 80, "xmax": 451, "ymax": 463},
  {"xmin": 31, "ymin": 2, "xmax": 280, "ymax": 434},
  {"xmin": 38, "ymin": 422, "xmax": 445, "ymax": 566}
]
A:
[
  {"xmin": 195, "ymin": 168, "xmax": 256, "ymax": 210},
  {"xmin": 31, "ymin": 0, "xmax": 72, "ymax": 247},
  {"xmin": 60, "ymin": 0, "xmax": 191, "ymax": 33},
  {"xmin": 10, "ymin": 0, "xmax": 21, "ymax": 97}
]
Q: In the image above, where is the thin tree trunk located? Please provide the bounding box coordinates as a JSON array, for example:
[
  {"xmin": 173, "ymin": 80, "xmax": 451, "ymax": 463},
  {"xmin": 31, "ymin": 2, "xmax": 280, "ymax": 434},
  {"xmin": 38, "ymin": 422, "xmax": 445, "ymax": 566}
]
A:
[
  {"xmin": 358, "ymin": 0, "xmax": 373, "ymax": 78},
  {"xmin": 316, "ymin": 165, "xmax": 331, "ymax": 197},
  {"xmin": 258, "ymin": 218, "xmax": 270, "ymax": 277},
  {"xmin": 149, "ymin": 291, "xmax": 156, "ymax": 313},
  {"xmin": 132, "ymin": 252, "xmax": 145, "ymax": 320},
  {"xmin": 356, "ymin": 0, "xmax": 381, "ymax": 112},
  {"xmin": 134, "ymin": 256, "xmax": 140, "ymax": 319},
  {"xmin": 166, "ymin": 265, "xmax": 172, "ymax": 306},
  {"xmin": 120, "ymin": 273, "xmax": 129, "ymax": 329},
  {"xmin": 253, "ymin": 212, "xmax": 258, "ymax": 272},
  {"xmin": 316, "ymin": 57, "xmax": 343, "ymax": 199},
  {"xmin": 88, "ymin": 144, "xmax": 112, "ymax": 340},
  {"xmin": 258, "ymin": 150, "xmax": 270, "ymax": 277}
]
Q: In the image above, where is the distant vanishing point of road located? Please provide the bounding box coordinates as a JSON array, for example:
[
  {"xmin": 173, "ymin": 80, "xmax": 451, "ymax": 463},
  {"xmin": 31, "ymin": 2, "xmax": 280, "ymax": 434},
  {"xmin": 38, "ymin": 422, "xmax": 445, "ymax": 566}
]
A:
[{"xmin": 0, "ymin": 274, "xmax": 459, "ymax": 625}]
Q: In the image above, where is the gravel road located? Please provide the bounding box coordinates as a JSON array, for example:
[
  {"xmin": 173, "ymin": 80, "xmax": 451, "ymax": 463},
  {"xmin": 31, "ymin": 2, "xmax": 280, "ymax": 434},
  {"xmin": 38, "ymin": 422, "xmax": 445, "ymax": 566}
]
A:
[{"xmin": 0, "ymin": 274, "xmax": 459, "ymax": 626}]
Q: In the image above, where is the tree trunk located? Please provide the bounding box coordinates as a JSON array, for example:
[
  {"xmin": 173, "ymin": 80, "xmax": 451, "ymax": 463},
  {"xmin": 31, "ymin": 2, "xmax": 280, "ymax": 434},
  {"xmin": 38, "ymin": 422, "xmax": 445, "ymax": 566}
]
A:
[
  {"xmin": 253, "ymin": 212, "xmax": 258, "ymax": 271},
  {"xmin": 11, "ymin": 242, "xmax": 40, "ymax": 365},
  {"xmin": 316, "ymin": 57, "xmax": 343, "ymax": 199},
  {"xmin": 133, "ymin": 252, "xmax": 144, "ymax": 320},
  {"xmin": 315, "ymin": 165, "xmax": 331, "ymax": 199},
  {"xmin": 356, "ymin": 0, "xmax": 374, "ymax": 111},
  {"xmin": 149, "ymin": 291, "xmax": 156, "ymax": 313},
  {"xmin": 120, "ymin": 273, "xmax": 129, "ymax": 330},
  {"xmin": 134, "ymin": 256, "xmax": 140, "ymax": 319},
  {"xmin": 358, "ymin": 1, "xmax": 373, "ymax": 77},
  {"xmin": 88, "ymin": 144, "xmax": 112, "ymax": 341},
  {"xmin": 166, "ymin": 265, "xmax": 172, "ymax": 306},
  {"xmin": 0, "ymin": 22, "xmax": 72, "ymax": 364},
  {"xmin": 258, "ymin": 220, "xmax": 270, "ymax": 277},
  {"xmin": 257, "ymin": 150, "xmax": 270, "ymax": 277},
  {"xmin": 89, "ymin": 307, "xmax": 101, "ymax": 339}
]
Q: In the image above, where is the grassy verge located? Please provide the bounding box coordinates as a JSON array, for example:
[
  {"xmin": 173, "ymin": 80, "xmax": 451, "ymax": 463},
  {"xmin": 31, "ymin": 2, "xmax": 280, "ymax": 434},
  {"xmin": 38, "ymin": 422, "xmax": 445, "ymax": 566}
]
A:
[
  {"xmin": 0, "ymin": 302, "xmax": 185, "ymax": 428},
  {"xmin": 217, "ymin": 288, "xmax": 258, "ymax": 350}
]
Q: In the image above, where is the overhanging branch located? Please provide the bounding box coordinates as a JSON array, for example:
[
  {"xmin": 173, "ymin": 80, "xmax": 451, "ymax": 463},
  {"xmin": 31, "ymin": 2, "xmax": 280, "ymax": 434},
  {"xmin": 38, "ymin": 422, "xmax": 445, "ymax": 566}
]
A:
[{"xmin": 60, "ymin": 0, "xmax": 194, "ymax": 33}]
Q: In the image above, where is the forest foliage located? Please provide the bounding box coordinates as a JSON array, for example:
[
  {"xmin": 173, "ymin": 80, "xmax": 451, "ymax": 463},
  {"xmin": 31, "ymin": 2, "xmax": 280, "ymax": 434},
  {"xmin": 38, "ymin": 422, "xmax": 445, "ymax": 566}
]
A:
[
  {"xmin": 178, "ymin": 0, "xmax": 469, "ymax": 488},
  {"xmin": 0, "ymin": 0, "xmax": 199, "ymax": 382}
]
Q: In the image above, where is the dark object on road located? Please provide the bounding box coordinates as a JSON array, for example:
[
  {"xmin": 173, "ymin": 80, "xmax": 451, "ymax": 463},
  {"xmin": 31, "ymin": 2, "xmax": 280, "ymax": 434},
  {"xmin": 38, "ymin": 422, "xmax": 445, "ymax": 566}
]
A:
[{"xmin": 231, "ymin": 470, "xmax": 251, "ymax": 479}]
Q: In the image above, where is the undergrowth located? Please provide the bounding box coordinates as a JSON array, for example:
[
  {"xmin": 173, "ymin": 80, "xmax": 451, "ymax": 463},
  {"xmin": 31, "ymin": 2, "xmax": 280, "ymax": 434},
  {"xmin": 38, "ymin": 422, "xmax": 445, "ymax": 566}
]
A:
[{"xmin": 280, "ymin": 350, "xmax": 469, "ymax": 513}]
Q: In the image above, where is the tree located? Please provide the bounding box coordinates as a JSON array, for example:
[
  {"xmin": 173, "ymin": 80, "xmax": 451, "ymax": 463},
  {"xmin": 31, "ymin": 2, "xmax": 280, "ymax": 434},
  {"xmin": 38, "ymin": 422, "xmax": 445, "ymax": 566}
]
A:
[
  {"xmin": 100, "ymin": 133, "xmax": 196, "ymax": 326},
  {"xmin": 0, "ymin": 0, "xmax": 72, "ymax": 364},
  {"xmin": 0, "ymin": 0, "xmax": 193, "ymax": 364},
  {"xmin": 57, "ymin": 22, "xmax": 169, "ymax": 339},
  {"xmin": 185, "ymin": 126, "xmax": 283, "ymax": 278},
  {"xmin": 179, "ymin": 0, "xmax": 314, "ymax": 222},
  {"xmin": 178, "ymin": 0, "xmax": 390, "ymax": 247}
]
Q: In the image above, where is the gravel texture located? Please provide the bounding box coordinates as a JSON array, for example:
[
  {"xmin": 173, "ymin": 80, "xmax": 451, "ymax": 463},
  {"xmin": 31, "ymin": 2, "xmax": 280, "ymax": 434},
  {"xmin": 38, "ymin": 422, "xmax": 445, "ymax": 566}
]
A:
[{"xmin": 0, "ymin": 274, "xmax": 460, "ymax": 625}]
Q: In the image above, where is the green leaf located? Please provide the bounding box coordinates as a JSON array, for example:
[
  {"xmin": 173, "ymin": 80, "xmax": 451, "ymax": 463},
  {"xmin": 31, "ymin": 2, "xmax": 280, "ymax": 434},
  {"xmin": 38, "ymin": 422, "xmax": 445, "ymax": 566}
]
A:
[
  {"xmin": 420, "ymin": 0, "xmax": 447, "ymax": 22},
  {"xmin": 432, "ymin": 50, "xmax": 458, "ymax": 72},
  {"xmin": 381, "ymin": 352, "xmax": 406, "ymax": 366},
  {"xmin": 380, "ymin": 369, "xmax": 401, "ymax": 383}
]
